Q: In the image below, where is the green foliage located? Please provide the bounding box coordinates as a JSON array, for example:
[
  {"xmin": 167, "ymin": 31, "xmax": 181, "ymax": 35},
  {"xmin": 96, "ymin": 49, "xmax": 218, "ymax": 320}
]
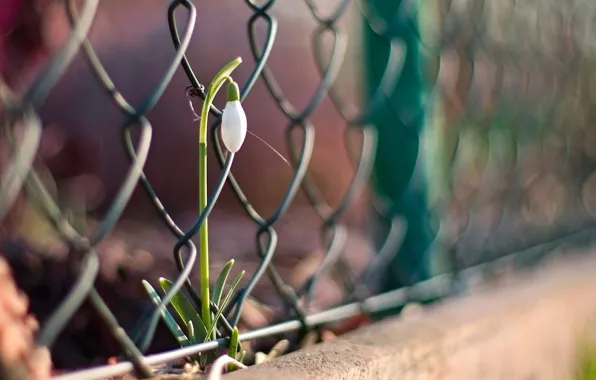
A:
[
  {"xmin": 140, "ymin": 280, "xmax": 191, "ymax": 348},
  {"xmin": 206, "ymin": 268, "xmax": 245, "ymax": 340},
  {"xmin": 212, "ymin": 259, "xmax": 234, "ymax": 307},
  {"xmin": 576, "ymin": 339, "xmax": 596, "ymax": 380},
  {"xmin": 187, "ymin": 320, "xmax": 197, "ymax": 345},
  {"xmin": 159, "ymin": 278, "xmax": 208, "ymax": 342},
  {"xmin": 141, "ymin": 259, "xmax": 245, "ymax": 369},
  {"xmin": 227, "ymin": 327, "xmax": 240, "ymax": 373}
]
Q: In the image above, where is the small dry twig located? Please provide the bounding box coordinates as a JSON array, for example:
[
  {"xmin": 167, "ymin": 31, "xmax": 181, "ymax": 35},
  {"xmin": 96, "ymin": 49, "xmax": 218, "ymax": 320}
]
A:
[{"xmin": 206, "ymin": 355, "xmax": 246, "ymax": 380}]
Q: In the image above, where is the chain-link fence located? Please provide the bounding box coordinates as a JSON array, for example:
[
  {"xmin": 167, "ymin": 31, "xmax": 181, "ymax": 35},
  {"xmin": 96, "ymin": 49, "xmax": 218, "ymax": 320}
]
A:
[
  {"xmin": 1, "ymin": 0, "xmax": 596, "ymax": 378},
  {"xmin": 419, "ymin": 0, "xmax": 596, "ymax": 267}
]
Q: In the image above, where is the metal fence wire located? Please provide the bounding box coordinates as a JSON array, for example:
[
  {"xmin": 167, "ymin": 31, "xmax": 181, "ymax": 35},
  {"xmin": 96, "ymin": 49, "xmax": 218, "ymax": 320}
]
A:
[{"xmin": 1, "ymin": 0, "xmax": 596, "ymax": 378}]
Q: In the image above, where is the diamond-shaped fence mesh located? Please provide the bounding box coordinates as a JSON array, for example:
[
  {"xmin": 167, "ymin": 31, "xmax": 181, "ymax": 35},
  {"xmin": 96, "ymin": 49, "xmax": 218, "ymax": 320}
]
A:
[
  {"xmin": 420, "ymin": 0, "xmax": 596, "ymax": 268},
  {"xmin": 0, "ymin": 0, "xmax": 595, "ymax": 378}
]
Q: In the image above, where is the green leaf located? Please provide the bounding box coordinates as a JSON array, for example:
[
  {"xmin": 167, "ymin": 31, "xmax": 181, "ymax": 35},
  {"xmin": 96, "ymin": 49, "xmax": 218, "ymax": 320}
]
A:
[
  {"xmin": 213, "ymin": 259, "xmax": 235, "ymax": 307},
  {"xmin": 227, "ymin": 327, "xmax": 240, "ymax": 372},
  {"xmin": 159, "ymin": 277, "xmax": 208, "ymax": 342},
  {"xmin": 221, "ymin": 270, "xmax": 245, "ymax": 312},
  {"xmin": 206, "ymin": 270, "xmax": 245, "ymax": 339},
  {"xmin": 187, "ymin": 320, "xmax": 196, "ymax": 345},
  {"xmin": 141, "ymin": 280, "xmax": 190, "ymax": 347},
  {"xmin": 229, "ymin": 327, "xmax": 239, "ymax": 359},
  {"xmin": 185, "ymin": 320, "xmax": 204, "ymax": 363}
]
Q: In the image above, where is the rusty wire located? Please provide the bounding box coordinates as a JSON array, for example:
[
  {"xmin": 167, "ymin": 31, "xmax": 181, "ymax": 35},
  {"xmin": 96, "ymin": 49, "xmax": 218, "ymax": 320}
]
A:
[{"xmin": 1, "ymin": 0, "xmax": 596, "ymax": 379}]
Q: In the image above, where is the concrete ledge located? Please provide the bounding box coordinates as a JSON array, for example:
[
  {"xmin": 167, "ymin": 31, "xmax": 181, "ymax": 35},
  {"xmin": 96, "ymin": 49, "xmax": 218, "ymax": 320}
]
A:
[{"xmin": 226, "ymin": 253, "xmax": 596, "ymax": 380}]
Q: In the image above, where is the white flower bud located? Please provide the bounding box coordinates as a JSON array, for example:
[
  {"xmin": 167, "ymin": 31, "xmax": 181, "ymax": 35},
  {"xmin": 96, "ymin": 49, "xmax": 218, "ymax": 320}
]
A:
[
  {"xmin": 221, "ymin": 81, "xmax": 247, "ymax": 153},
  {"xmin": 221, "ymin": 100, "xmax": 247, "ymax": 153}
]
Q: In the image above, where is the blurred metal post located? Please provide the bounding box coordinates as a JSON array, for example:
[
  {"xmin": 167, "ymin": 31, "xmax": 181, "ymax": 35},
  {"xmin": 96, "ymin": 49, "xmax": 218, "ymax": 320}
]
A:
[{"xmin": 364, "ymin": 0, "xmax": 445, "ymax": 293}]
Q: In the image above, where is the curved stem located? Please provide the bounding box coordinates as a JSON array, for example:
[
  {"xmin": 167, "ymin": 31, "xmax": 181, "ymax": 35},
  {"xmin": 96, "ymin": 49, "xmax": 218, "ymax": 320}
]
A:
[{"xmin": 198, "ymin": 57, "xmax": 242, "ymax": 339}]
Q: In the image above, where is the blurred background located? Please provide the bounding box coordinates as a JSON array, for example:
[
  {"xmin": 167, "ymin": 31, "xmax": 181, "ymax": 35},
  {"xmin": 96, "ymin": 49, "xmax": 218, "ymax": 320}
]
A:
[{"xmin": 2, "ymin": 0, "xmax": 596, "ymax": 373}]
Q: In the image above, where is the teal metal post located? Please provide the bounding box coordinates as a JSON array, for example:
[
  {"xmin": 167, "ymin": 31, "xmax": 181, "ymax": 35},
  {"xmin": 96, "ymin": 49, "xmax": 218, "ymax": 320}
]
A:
[{"xmin": 364, "ymin": 0, "xmax": 442, "ymax": 293}]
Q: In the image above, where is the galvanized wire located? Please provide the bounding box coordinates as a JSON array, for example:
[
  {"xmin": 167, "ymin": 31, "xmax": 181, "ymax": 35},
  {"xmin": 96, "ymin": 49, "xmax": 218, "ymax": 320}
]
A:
[{"xmin": 0, "ymin": 0, "xmax": 595, "ymax": 379}]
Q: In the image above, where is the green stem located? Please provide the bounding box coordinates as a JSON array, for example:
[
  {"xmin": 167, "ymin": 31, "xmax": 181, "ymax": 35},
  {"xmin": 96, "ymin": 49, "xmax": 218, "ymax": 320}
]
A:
[{"xmin": 198, "ymin": 57, "xmax": 242, "ymax": 340}]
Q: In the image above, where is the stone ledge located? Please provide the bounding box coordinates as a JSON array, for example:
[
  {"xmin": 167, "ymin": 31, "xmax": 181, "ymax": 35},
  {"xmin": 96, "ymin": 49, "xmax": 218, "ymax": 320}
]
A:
[{"xmin": 225, "ymin": 253, "xmax": 596, "ymax": 380}]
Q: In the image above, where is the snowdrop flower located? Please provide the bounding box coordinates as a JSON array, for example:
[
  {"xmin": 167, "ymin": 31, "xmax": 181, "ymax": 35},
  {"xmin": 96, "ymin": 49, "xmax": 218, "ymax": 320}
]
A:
[{"xmin": 221, "ymin": 81, "xmax": 247, "ymax": 153}]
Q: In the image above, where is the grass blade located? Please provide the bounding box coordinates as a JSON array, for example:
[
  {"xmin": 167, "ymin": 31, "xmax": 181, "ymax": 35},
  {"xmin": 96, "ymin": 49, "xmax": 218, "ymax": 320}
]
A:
[
  {"xmin": 213, "ymin": 259, "xmax": 234, "ymax": 307},
  {"xmin": 221, "ymin": 271, "xmax": 245, "ymax": 312},
  {"xmin": 186, "ymin": 320, "xmax": 204, "ymax": 363},
  {"xmin": 188, "ymin": 320, "xmax": 196, "ymax": 345},
  {"xmin": 227, "ymin": 327, "xmax": 240, "ymax": 372},
  {"xmin": 159, "ymin": 277, "xmax": 208, "ymax": 342},
  {"xmin": 141, "ymin": 280, "xmax": 190, "ymax": 347},
  {"xmin": 206, "ymin": 270, "xmax": 245, "ymax": 338}
]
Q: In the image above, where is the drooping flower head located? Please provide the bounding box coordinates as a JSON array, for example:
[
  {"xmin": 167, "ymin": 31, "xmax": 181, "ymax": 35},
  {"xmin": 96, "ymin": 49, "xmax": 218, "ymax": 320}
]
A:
[{"xmin": 221, "ymin": 81, "xmax": 247, "ymax": 153}]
